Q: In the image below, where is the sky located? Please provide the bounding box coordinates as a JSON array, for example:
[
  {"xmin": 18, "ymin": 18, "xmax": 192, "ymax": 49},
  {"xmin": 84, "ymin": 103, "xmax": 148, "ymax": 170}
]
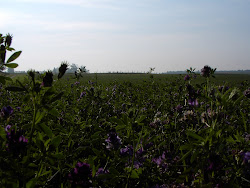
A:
[{"xmin": 1, "ymin": 0, "xmax": 250, "ymax": 73}]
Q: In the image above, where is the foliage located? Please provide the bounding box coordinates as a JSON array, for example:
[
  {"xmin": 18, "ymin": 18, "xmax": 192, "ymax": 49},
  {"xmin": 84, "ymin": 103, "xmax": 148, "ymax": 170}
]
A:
[
  {"xmin": 0, "ymin": 33, "xmax": 22, "ymax": 84},
  {"xmin": 0, "ymin": 63, "xmax": 250, "ymax": 187}
]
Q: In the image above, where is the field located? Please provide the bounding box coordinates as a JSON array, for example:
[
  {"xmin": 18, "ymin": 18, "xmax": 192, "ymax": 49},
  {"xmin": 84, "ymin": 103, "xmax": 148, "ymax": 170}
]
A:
[{"xmin": 0, "ymin": 70, "xmax": 250, "ymax": 187}]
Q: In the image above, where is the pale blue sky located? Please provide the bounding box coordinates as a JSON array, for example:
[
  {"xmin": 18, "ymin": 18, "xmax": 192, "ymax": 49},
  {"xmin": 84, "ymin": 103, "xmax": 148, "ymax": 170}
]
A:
[{"xmin": 1, "ymin": 0, "xmax": 250, "ymax": 73}]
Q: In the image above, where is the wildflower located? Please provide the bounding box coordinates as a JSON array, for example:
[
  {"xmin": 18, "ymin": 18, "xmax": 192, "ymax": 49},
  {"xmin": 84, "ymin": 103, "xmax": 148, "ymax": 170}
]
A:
[
  {"xmin": 120, "ymin": 145, "xmax": 133, "ymax": 156},
  {"xmin": 58, "ymin": 62, "xmax": 68, "ymax": 79},
  {"xmin": 243, "ymin": 133, "xmax": 250, "ymax": 142},
  {"xmin": 175, "ymin": 104, "xmax": 183, "ymax": 112},
  {"xmin": 184, "ymin": 74, "xmax": 190, "ymax": 81},
  {"xmin": 1, "ymin": 105, "xmax": 14, "ymax": 118},
  {"xmin": 243, "ymin": 88, "xmax": 250, "ymax": 98},
  {"xmin": 0, "ymin": 45, "xmax": 6, "ymax": 65},
  {"xmin": 68, "ymin": 162, "xmax": 92, "ymax": 187},
  {"xmin": 152, "ymin": 151, "xmax": 168, "ymax": 172},
  {"xmin": 80, "ymin": 91, "xmax": 86, "ymax": 98},
  {"xmin": 188, "ymin": 98, "xmax": 198, "ymax": 106},
  {"xmin": 242, "ymin": 152, "xmax": 250, "ymax": 163},
  {"xmin": 95, "ymin": 168, "xmax": 109, "ymax": 176},
  {"xmin": 105, "ymin": 131, "xmax": 122, "ymax": 150},
  {"xmin": 6, "ymin": 127, "xmax": 28, "ymax": 155},
  {"xmin": 5, "ymin": 125, "xmax": 12, "ymax": 132},
  {"xmin": 42, "ymin": 71, "xmax": 53, "ymax": 87},
  {"xmin": 28, "ymin": 70, "xmax": 35, "ymax": 81},
  {"xmin": 218, "ymin": 85, "xmax": 229, "ymax": 93},
  {"xmin": 5, "ymin": 33, "xmax": 13, "ymax": 46},
  {"xmin": 0, "ymin": 34, "xmax": 3, "ymax": 44},
  {"xmin": 201, "ymin": 65, "xmax": 212, "ymax": 77}
]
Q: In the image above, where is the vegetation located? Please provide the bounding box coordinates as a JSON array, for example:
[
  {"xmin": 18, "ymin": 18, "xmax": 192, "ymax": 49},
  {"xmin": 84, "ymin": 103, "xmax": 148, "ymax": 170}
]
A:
[{"xmin": 0, "ymin": 32, "xmax": 250, "ymax": 187}]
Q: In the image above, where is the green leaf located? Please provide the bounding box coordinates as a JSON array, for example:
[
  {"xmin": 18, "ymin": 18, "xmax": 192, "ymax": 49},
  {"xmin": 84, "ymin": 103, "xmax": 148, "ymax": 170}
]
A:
[
  {"xmin": 7, "ymin": 51, "xmax": 22, "ymax": 63},
  {"xmin": 180, "ymin": 150, "xmax": 192, "ymax": 162},
  {"xmin": 109, "ymin": 167, "xmax": 119, "ymax": 176},
  {"xmin": 35, "ymin": 110, "xmax": 46, "ymax": 124},
  {"xmin": 0, "ymin": 126, "xmax": 6, "ymax": 140},
  {"xmin": 136, "ymin": 115, "xmax": 146, "ymax": 123},
  {"xmin": 6, "ymin": 47, "xmax": 15, "ymax": 51},
  {"xmin": 4, "ymin": 63, "xmax": 18, "ymax": 68},
  {"xmin": 51, "ymin": 135, "xmax": 62, "ymax": 148},
  {"xmin": 26, "ymin": 178, "xmax": 36, "ymax": 188},
  {"xmin": 110, "ymin": 117, "xmax": 126, "ymax": 126},
  {"xmin": 0, "ymin": 76, "xmax": 6, "ymax": 85},
  {"xmin": 16, "ymin": 79, "xmax": 28, "ymax": 92},
  {"xmin": 241, "ymin": 111, "xmax": 247, "ymax": 132},
  {"xmin": 186, "ymin": 131, "xmax": 204, "ymax": 141},
  {"xmin": 130, "ymin": 170, "xmax": 139, "ymax": 179},
  {"xmin": 39, "ymin": 123, "xmax": 53, "ymax": 138},
  {"xmin": 179, "ymin": 144, "xmax": 193, "ymax": 150},
  {"xmin": 51, "ymin": 153, "xmax": 64, "ymax": 159},
  {"xmin": 49, "ymin": 108, "xmax": 59, "ymax": 117},
  {"xmin": 92, "ymin": 148, "xmax": 101, "ymax": 156},
  {"xmin": 0, "ymin": 76, "xmax": 12, "ymax": 84},
  {"xmin": 50, "ymin": 92, "xmax": 64, "ymax": 103},
  {"xmin": 5, "ymin": 86, "xmax": 26, "ymax": 92},
  {"xmin": 190, "ymin": 149, "xmax": 199, "ymax": 163}
]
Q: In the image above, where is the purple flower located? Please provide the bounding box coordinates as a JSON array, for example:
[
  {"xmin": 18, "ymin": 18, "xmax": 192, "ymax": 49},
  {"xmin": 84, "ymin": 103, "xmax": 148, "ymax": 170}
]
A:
[
  {"xmin": 5, "ymin": 125, "xmax": 12, "ymax": 132},
  {"xmin": 58, "ymin": 62, "xmax": 68, "ymax": 79},
  {"xmin": 105, "ymin": 132, "xmax": 122, "ymax": 150},
  {"xmin": 68, "ymin": 162, "xmax": 92, "ymax": 186},
  {"xmin": 80, "ymin": 91, "xmax": 86, "ymax": 98},
  {"xmin": 218, "ymin": 85, "xmax": 229, "ymax": 93},
  {"xmin": 152, "ymin": 152, "xmax": 168, "ymax": 172},
  {"xmin": 1, "ymin": 106, "xmax": 14, "ymax": 118},
  {"xmin": 184, "ymin": 74, "xmax": 190, "ymax": 81},
  {"xmin": 188, "ymin": 98, "xmax": 198, "ymax": 106},
  {"xmin": 244, "ymin": 88, "xmax": 250, "ymax": 98},
  {"xmin": 242, "ymin": 152, "xmax": 250, "ymax": 163},
  {"xmin": 175, "ymin": 104, "xmax": 183, "ymax": 112},
  {"xmin": 120, "ymin": 145, "xmax": 133, "ymax": 156},
  {"xmin": 200, "ymin": 65, "xmax": 212, "ymax": 77},
  {"xmin": 6, "ymin": 128, "xmax": 28, "ymax": 155},
  {"xmin": 95, "ymin": 168, "xmax": 109, "ymax": 176},
  {"xmin": 42, "ymin": 71, "xmax": 53, "ymax": 87},
  {"xmin": 74, "ymin": 81, "xmax": 80, "ymax": 85}
]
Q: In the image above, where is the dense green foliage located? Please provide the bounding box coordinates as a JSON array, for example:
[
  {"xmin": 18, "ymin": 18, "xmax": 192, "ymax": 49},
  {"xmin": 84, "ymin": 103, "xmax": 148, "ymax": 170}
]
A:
[{"xmin": 0, "ymin": 67, "xmax": 249, "ymax": 187}]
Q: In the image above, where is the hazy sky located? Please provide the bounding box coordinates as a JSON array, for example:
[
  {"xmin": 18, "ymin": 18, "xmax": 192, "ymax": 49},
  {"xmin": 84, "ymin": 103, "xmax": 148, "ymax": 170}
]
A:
[{"xmin": 1, "ymin": 0, "xmax": 250, "ymax": 73}]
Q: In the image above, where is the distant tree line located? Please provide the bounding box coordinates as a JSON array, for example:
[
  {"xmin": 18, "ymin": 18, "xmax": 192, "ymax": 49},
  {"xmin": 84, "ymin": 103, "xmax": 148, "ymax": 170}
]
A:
[{"xmin": 52, "ymin": 63, "xmax": 89, "ymax": 74}]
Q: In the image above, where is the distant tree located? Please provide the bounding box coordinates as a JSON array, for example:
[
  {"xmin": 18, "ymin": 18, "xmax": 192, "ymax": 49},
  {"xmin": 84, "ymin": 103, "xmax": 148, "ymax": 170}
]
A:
[{"xmin": 68, "ymin": 63, "xmax": 78, "ymax": 73}]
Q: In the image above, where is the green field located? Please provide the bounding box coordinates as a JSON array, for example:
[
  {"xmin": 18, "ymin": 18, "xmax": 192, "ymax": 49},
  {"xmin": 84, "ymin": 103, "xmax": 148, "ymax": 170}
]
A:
[
  {"xmin": 9, "ymin": 72, "xmax": 250, "ymax": 86},
  {"xmin": 1, "ymin": 70, "xmax": 250, "ymax": 187}
]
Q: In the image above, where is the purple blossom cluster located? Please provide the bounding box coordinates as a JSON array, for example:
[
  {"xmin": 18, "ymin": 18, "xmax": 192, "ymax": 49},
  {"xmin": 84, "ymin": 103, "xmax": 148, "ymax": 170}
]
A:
[
  {"xmin": 184, "ymin": 74, "xmax": 190, "ymax": 81},
  {"xmin": 1, "ymin": 105, "xmax": 13, "ymax": 118},
  {"xmin": 218, "ymin": 85, "xmax": 229, "ymax": 93},
  {"xmin": 200, "ymin": 65, "xmax": 212, "ymax": 77},
  {"xmin": 5, "ymin": 125, "xmax": 28, "ymax": 155},
  {"xmin": 68, "ymin": 162, "xmax": 92, "ymax": 187},
  {"xmin": 244, "ymin": 88, "xmax": 250, "ymax": 98},
  {"xmin": 95, "ymin": 167, "xmax": 109, "ymax": 176},
  {"xmin": 152, "ymin": 151, "xmax": 168, "ymax": 172},
  {"xmin": 242, "ymin": 151, "xmax": 250, "ymax": 164},
  {"xmin": 105, "ymin": 131, "xmax": 122, "ymax": 150},
  {"xmin": 120, "ymin": 145, "xmax": 133, "ymax": 156}
]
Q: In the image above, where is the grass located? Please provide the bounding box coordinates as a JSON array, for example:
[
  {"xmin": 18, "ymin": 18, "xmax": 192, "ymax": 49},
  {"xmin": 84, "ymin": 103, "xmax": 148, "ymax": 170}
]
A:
[{"xmin": 9, "ymin": 72, "xmax": 250, "ymax": 87}]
